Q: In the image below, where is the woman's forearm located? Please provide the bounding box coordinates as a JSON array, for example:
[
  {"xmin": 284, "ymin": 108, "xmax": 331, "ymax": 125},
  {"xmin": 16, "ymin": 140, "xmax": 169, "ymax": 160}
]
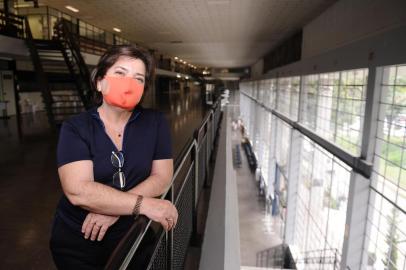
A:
[
  {"xmin": 71, "ymin": 180, "xmax": 178, "ymax": 231},
  {"xmin": 70, "ymin": 181, "xmax": 137, "ymax": 216},
  {"xmin": 128, "ymin": 174, "xmax": 171, "ymax": 198}
]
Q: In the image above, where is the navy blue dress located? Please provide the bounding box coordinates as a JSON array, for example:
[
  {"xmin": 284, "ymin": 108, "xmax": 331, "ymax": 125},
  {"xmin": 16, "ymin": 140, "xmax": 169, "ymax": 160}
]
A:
[{"xmin": 50, "ymin": 106, "xmax": 172, "ymax": 269}]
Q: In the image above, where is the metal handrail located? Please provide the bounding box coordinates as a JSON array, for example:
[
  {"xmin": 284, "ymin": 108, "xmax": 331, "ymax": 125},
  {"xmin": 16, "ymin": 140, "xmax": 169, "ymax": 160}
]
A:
[
  {"xmin": 106, "ymin": 138, "xmax": 197, "ymax": 270},
  {"xmin": 105, "ymin": 97, "xmax": 222, "ymax": 270},
  {"xmin": 198, "ymin": 111, "xmax": 212, "ymax": 134},
  {"xmin": 295, "ymin": 248, "xmax": 339, "ymax": 268}
]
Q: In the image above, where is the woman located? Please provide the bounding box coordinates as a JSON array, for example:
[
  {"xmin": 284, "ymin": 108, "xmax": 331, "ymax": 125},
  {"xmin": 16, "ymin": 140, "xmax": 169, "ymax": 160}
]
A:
[{"xmin": 50, "ymin": 45, "xmax": 178, "ymax": 269}]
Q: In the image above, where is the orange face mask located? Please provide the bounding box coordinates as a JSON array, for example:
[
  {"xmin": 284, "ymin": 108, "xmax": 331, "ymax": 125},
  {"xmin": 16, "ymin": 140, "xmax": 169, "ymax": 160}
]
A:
[{"xmin": 102, "ymin": 76, "xmax": 144, "ymax": 110}]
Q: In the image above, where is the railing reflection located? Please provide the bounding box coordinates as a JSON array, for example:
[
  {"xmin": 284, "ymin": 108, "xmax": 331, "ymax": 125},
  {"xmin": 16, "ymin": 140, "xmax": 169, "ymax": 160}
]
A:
[{"xmin": 105, "ymin": 99, "xmax": 222, "ymax": 270}]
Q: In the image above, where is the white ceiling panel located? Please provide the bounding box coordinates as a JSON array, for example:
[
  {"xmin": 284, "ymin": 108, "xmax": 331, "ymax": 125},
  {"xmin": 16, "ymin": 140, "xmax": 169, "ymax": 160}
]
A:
[{"xmin": 39, "ymin": 0, "xmax": 337, "ymax": 68}]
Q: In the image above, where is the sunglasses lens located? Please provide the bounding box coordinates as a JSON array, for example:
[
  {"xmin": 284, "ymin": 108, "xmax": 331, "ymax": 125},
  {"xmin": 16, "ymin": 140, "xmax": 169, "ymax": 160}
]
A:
[
  {"xmin": 113, "ymin": 171, "xmax": 126, "ymax": 189},
  {"xmin": 111, "ymin": 151, "xmax": 124, "ymax": 168}
]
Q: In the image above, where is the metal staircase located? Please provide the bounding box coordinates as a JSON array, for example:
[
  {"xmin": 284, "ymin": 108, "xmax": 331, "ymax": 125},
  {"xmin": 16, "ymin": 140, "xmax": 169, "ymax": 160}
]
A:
[
  {"xmin": 23, "ymin": 17, "xmax": 92, "ymax": 128},
  {"xmin": 53, "ymin": 18, "xmax": 93, "ymax": 109},
  {"xmin": 257, "ymin": 245, "xmax": 340, "ymax": 270}
]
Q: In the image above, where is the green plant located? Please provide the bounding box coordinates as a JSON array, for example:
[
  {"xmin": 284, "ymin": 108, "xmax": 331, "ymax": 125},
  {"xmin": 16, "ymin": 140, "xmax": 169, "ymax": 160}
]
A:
[{"xmin": 383, "ymin": 208, "xmax": 399, "ymax": 270}]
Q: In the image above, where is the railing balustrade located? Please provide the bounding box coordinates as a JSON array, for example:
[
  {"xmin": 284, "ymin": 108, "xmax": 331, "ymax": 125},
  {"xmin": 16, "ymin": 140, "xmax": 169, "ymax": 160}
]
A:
[{"xmin": 105, "ymin": 99, "xmax": 222, "ymax": 270}]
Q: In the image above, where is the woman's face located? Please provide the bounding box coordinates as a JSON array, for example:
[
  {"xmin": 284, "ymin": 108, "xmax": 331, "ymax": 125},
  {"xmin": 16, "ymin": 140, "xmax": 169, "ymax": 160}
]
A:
[{"xmin": 97, "ymin": 56, "xmax": 147, "ymax": 109}]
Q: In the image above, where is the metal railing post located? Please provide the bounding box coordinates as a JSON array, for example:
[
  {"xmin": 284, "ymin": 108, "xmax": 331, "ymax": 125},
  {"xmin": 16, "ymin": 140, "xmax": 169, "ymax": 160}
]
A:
[
  {"xmin": 167, "ymin": 186, "xmax": 174, "ymax": 270},
  {"xmin": 192, "ymin": 139, "xmax": 199, "ymax": 241}
]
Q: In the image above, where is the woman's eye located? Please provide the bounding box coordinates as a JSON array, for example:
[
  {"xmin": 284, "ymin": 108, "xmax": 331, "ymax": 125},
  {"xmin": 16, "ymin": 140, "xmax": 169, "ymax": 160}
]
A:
[
  {"xmin": 115, "ymin": 71, "xmax": 125, "ymax": 76},
  {"xmin": 136, "ymin": 78, "xmax": 145, "ymax": 83}
]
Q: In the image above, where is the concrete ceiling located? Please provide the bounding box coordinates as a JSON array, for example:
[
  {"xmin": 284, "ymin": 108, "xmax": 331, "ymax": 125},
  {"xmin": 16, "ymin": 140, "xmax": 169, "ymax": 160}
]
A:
[{"xmin": 39, "ymin": 0, "xmax": 337, "ymax": 68}]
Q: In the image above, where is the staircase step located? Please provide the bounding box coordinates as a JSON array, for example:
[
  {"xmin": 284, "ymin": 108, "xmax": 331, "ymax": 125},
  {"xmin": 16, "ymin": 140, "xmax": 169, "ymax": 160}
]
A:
[
  {"xmin": 37, "ymin": 49, "xmax": 63, "ymax": 54},
  {"xmin": 53, "ymin": 97, "xmax": 81, "ymax": 102},
  {"xmin": 43, "ymin": 67, "xmax": 69, "ymax": 73},
  {"xmin": 53, "ymin": 93, "xmax": 79, "ymax": 97},
  {"xmin": 38, "ymin": 53, "xmax": 64, "ymax": 59},
  {"xmin": 53, "ymin": 100, "xmax": 82, "ymax": 104},
  {"xmin": 33, "ymin": 39, "xmax": 62, "ymax": 50},
  {"xmin": 52, "ymin": 93, "xmax": 81, "ymax": 97},
  {"xmin": 53, "ymin": 108, "xmax": 85, "ymax": 115},
  {"xmin": 52, "ymin": 105, "xmax": 85, "ymax": 109},
  {"xmin": 41, "ymin": 59, "xmax": 66, "ymax": 63}
]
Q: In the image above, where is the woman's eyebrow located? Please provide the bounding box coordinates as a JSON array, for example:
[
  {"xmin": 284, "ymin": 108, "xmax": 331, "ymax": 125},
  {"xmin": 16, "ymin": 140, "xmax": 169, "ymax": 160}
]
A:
[
  {"xmin": 115, "ymin": 66, "xmax": 129, "ymax": 72},
  {"xmin": 115, "ymin": 66, "xmax": 145, "ymax": 77}
]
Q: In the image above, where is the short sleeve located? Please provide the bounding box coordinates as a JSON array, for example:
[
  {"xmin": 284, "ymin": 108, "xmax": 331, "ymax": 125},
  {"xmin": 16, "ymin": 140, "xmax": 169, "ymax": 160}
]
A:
[
  {"xmin": 153, "ymin": 112, "xmax": 173, "ymax": 160},
  {"xmin": 57, "ymin": 121, "xmax": 92, "ymax": 167}
]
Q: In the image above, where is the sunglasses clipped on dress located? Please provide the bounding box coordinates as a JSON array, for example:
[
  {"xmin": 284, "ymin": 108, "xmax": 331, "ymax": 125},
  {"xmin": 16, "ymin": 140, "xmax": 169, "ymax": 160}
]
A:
[{"xmin": 111, "ymin": 151, "xmax": 125, "ymax": 189}]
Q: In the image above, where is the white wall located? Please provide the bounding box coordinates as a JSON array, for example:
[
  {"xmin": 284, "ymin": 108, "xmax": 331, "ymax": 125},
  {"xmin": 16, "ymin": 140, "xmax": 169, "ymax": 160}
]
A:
[
  {"xmin": 302, "ymin": 0, "xmax": 406, "ymax": 58},
  {"xmin": 260, "ymin": 24, "xmax": 406, "ymax": 79},
  {"xmin": 82, "ymin": 52, "xmax": 101, "ymax": 66}
]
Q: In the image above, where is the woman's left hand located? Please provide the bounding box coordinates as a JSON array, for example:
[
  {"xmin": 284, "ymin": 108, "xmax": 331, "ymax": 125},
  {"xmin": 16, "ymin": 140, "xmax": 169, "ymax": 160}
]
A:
[{"xmin": 82, "ymin": 212, "xmax": 119, "ymax": 241}]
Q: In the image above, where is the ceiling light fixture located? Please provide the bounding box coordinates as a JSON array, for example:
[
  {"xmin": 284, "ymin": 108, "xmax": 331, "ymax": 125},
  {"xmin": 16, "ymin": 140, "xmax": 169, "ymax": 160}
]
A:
[
  {"xmin": 113, "ymin": 28, "xmax": 121, "ymax": 33},
  {"xmin": 174, "ymin": 57, "xmax": 178, "ymax": 60},
  {"xmin": 65, "ymin": 5, "xmax": 79, "ymax": 13}
]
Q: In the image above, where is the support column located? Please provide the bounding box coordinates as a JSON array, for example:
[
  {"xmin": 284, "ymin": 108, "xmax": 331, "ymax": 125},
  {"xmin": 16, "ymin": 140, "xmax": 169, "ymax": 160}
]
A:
[
  {"xmin": 340, "ymin": 172, "xmax": 370, "ymax": 270},
  {"xmin": 266, "ymin": 114, "xmax": 278, "ymax": 197},
  {"xmin": 341, "ymin": 66, "xmax": 383, "ymax": 269},
  {"xmin": 284, "ymin": 129, "xmax": 302, "ymax": 245}
]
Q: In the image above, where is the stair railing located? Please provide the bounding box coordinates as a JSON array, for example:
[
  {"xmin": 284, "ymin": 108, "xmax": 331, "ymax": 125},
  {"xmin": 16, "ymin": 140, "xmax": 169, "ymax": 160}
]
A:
[
  {"xmin": 295, "ymin": 248, "xmax": 340, "ymax": 269},
  {"xmin": 23, "ymin": 17, "xmax": 56, "ymax": 128},
  {"xmin": 256, "ymin": 244, "xmax": 290, "ymax": 269},
  {"xmin": 257, "ymin": 245, "xmax": 340, "ymax": 270},
  {"xmin": 54, "ymin": 18, "xmax": 92, "ymax": 109}
]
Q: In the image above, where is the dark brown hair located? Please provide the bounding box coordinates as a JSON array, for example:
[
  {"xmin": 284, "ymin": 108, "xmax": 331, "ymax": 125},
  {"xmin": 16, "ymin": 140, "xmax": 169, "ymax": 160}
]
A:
[{"xmin": 90, "ymin": 45, "xmax": 155, "ymax": 106}]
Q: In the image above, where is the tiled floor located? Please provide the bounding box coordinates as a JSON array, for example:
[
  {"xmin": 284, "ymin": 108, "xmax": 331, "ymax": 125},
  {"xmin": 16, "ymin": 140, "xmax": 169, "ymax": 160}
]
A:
[
  {"xmin": 230, "ymin": 111, "xmax": 283, "ymax": 267},
  {"xmin": 0, "ymin": 84, "xmax": 208, "ymax": 269}
]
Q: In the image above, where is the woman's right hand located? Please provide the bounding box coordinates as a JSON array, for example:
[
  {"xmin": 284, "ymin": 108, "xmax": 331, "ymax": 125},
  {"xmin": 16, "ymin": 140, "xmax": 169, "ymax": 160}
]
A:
[
  {"xmin": 82, "ymin": 212, "xmax": 119, "ymax": 241},
  {"xmin": 140, "ymin": 197, "xmax": 178, "ymax": 231}
]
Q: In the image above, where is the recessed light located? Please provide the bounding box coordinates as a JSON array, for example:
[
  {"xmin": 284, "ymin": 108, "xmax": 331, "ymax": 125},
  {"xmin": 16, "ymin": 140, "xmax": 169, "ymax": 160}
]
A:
[
  {"xmin": 65, "ymin": 5, "xmax": 79, "ymax": 13},
  {"xmin": 174, "ymin": 57, "xmax": 178, "ymax": 60},
  {"xmin": 113, "ymin": 28, "xmax": 121, "ymax": 33}
]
